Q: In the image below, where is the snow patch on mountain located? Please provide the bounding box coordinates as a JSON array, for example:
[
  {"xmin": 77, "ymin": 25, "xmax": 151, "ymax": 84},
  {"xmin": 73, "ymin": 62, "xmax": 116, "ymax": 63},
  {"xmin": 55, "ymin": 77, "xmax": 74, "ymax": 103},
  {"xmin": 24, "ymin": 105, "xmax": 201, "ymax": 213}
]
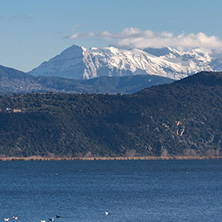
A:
[{"xmin": 29, "ymin": 45, "xmax": 222, "ymax": 80}]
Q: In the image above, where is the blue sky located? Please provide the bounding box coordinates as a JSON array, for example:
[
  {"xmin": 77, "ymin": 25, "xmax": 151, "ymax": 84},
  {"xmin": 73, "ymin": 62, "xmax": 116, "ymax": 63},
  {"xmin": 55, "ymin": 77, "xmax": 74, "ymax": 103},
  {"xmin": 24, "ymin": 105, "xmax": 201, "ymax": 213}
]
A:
[{"xmin": 1, "ymin": 0, "xmax": 222, "ymax": 71}]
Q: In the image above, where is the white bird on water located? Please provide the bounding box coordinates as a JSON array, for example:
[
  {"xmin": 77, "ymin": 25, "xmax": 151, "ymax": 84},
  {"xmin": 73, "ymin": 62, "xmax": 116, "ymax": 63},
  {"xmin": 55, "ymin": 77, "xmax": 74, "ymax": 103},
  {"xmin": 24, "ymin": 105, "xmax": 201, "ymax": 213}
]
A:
[
  {"xmin": 13, "ymin": 216, "xmax": 18, "ymax": 220},
  {"xmin": 4, "ymin": 219, "xmax": 10, "ymax": 221},
  {"xmin": 105, "ymin": 211, "xmax": 109, "ymax": 215}
]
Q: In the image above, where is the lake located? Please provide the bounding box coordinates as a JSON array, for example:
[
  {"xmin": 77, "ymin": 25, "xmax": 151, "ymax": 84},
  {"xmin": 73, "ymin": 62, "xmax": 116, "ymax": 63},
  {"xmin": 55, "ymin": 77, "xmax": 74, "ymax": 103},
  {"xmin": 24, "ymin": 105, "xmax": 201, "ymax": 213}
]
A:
[{"xmin": 1, "ymin": 159, "xmax": 222, "ymax": 222}]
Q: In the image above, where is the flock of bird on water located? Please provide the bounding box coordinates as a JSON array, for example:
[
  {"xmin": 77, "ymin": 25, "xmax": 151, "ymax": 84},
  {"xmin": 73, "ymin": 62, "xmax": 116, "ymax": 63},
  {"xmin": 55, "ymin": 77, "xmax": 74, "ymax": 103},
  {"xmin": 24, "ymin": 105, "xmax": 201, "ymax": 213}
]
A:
[
  {"xmin": 3, "ymin": 212, "xmax": 109, "ymax": 221},
  {"xmin": 3, "ymin": 215, "xmax": 61, "ymax": 221}
]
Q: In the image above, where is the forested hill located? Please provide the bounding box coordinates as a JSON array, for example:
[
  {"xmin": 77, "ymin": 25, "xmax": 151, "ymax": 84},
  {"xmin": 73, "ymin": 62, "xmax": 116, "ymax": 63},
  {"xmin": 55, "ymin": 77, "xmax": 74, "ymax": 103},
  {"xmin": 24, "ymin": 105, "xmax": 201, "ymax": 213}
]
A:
[{"xmin": 0, "ymin": 71, "xmax": 221, "ymax": 158}]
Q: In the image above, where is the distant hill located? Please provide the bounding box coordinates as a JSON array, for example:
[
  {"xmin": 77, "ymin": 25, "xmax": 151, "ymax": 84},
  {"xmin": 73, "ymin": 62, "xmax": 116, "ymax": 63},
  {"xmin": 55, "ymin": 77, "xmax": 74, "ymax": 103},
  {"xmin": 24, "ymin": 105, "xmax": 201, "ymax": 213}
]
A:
[
  {"xmin": 0, "ymin": 71, "xmax": 221, "ymax": 158},
  {"xmin": 0, "ymin": 65, "xmax": 40, "ymax": 94},
  {"xmin": 0, "ymin": 64, "xmax": 173, "ymax": 94},
  {"xmin": 38, "ymin": 75, "xmax": 173, "ymax": 94}
]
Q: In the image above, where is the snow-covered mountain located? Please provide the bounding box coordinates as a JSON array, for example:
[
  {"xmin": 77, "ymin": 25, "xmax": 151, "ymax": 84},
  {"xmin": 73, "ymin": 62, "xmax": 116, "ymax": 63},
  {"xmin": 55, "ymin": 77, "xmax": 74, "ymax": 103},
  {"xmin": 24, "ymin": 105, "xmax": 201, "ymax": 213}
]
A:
[{"xmin": 29, "ymin": 45, "xmax": 222, "ymax": 80}]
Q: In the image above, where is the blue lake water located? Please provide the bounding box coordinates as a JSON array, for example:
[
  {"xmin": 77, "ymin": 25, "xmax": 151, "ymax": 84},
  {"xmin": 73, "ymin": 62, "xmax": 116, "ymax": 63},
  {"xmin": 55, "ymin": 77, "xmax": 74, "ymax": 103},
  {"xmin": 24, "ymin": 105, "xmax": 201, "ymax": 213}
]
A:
[{"xmin": 1, "ymin": 159, "xmax": 222, "ymax": 222}]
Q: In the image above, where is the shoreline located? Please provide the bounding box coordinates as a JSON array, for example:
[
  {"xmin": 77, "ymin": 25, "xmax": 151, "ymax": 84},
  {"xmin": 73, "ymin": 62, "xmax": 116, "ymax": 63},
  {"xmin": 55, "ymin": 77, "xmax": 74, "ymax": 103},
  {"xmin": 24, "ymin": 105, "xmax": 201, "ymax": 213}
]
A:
[{"xmin": 1, "ymin": 156, "xmax": 222, "ymax": 161}]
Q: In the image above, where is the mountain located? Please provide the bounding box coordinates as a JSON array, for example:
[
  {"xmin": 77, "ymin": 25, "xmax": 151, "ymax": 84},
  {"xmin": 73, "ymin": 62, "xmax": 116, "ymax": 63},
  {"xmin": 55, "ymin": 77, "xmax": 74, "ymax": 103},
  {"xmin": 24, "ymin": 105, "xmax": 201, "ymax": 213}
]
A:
[
  {"xmin": 0, "ymin": 71, "xmax": 221, "ymax": 158},
  {"xmin": 0, "ymin": 65, "xmax": 40, "ymax": 94},
  {"xmin": 29, "ymin": 45, "xmax": 222, "ymax": 80},
  {"xmin": 0, "ymin": 65, "xmax": 173, "ymax": 95}
]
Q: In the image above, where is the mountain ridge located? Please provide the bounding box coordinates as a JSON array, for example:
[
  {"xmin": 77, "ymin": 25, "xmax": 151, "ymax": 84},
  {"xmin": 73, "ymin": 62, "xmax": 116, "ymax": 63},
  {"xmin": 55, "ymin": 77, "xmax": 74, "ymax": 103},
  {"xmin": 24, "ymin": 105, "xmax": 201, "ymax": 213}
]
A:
[{"xmin": 29, "ymin": 45, "xmax": 222, "ymax": 80}]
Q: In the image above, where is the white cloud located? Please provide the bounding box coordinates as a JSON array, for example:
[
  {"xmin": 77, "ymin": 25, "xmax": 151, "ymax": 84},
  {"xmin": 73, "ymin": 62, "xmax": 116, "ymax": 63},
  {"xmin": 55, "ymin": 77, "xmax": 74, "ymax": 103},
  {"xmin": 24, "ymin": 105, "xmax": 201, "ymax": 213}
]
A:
[
  {"xmin": 68, "ymin": 27, "xmax": 222, "ymax": 51},
  {"xmin": 69, "ymin": 31, "xmax": 96, "ymax": 39}
]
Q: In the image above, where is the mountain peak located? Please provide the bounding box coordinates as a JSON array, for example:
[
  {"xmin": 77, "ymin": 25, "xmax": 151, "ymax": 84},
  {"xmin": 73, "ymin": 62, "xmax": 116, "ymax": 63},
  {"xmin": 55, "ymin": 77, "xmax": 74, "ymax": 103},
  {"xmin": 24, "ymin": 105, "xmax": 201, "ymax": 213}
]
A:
[{"xmin": 29, "ymin": 45, "xmax": 222, "ymax": 80}]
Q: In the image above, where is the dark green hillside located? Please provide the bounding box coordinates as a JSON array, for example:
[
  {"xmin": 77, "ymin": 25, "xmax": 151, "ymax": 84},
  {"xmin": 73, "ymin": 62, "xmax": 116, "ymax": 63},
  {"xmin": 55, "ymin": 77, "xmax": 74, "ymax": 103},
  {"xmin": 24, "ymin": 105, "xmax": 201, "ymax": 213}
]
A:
[{"xmin": 0, "ymin": 72, "xmax": 221, "ymax": 157}]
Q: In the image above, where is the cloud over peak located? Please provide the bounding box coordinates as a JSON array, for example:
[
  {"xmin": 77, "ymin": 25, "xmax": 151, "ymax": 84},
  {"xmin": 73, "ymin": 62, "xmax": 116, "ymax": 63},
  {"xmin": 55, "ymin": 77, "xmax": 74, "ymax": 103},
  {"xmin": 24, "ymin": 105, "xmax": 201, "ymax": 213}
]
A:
[{"xmin": 68, "ymin": 27, "xmax": 222, "ymax": 51}]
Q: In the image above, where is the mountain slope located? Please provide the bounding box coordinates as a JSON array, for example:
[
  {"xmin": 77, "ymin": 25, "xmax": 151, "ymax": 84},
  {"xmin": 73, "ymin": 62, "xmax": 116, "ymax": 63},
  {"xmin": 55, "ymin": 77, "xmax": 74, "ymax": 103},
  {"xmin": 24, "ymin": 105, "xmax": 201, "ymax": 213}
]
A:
[
  {"xmin": 0, "ymin": 65, "xmax": 173, "ymax": 94},
  {"xmin": 29, "ymin": 45, "xmax": 222, "ymax": 80},
  {"xmin": 0, "ymin": 71, "xmax": 221, "ymax": 158},
  {"xmin": 30, "ymin": 45, "xmax": 85, "ymax": 79},
  {"xmin": 0, "ymin": 65, "xmax": 41, "ymax": 93}
]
